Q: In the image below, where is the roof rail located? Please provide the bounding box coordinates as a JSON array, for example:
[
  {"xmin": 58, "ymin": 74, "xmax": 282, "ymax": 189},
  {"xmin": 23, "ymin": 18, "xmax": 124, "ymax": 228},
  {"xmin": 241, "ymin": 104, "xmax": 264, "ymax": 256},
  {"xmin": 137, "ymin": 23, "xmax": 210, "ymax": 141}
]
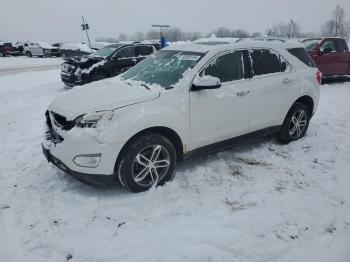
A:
[
  {"xmin": 235, "ymin": 38, "xmax": 246, "ymax": 43},
  {"xmin": 254, "ymin": 37, "xmax": 286, "ymax": 43}
]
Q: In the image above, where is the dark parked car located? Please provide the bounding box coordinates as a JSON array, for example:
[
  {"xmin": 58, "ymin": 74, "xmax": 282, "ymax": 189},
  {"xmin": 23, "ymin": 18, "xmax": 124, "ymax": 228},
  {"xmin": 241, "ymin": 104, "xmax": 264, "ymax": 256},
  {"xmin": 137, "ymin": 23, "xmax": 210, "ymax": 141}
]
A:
[
  {"xmin": 59, "ymin": 43, "xmax": 92, "ymax": 58},
  {"xmin": 0, "ymin": 42, "xmax": 21, "ymax": 56},
  {"xmin": 61, "ymin": 43, "xmax": 156, "ymax": 87},
  {"xmin": 302, "ymin": 37, "xmax": 350, "ymax": 77}
]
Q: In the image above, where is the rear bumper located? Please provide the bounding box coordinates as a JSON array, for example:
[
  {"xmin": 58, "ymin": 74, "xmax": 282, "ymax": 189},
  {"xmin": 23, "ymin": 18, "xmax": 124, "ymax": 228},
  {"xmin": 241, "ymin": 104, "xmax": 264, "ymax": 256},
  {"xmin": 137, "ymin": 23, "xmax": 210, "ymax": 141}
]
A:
[
  {"xmin": 42, "ymin": 143, "xmax": 116, "ymax": 186},
  {"xmin": 1, "ymin": 50, "xmax": 21, "ymax": 56},
  {"xmin": 8, "ymin": 51, "xmax": 21, "ymax": 56}
]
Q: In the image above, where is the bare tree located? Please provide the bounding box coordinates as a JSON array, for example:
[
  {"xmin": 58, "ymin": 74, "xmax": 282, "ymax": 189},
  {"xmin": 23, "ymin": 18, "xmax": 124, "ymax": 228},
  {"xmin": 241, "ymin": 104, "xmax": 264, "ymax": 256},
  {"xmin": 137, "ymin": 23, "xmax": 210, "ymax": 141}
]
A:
[
  {"xmin": 268, "ymin": 20, "xmax": 301, "ymax": 38},
  {"xmin": 118, "ymin": 33, "xmax": 128, "ymax": 41},
  {"xmin": 334, "ymin": 5, "xmax": 346, "ymax": 36},
  {"xmin": 321, "ymin": 5, "xmax": 347, "ymax": 37},
  {"xmin": 215, "ymin": 27, "xmax": 232, "ymax": 38},
  {"xmin": 134, "ymin": 32, "xmax": 144, "ymax": 41},
  {"xmin": 251, "ymin": 32, "xmax": 262, "ymax": 38},
  {"xmin": 182, "ymin": 31, "xmax": 202, "ymax": 41},
  {"xmin": 231, "ymin": 29, "xmax": 250, "ymax": 38},
  {"xmin": 95, "ymin": 37, "xmax": 118, "ymax": 43},
  {"xmin": 145, "ymin": 29, "xmax": 159, "ymax": 40},
  {"xmin": 321, "ymin": 20, "xmax": 336, "ymax": 36},
  {"xmin": 288, "ymin": 20, "xmax": 301, "ymax": 38},
  {"xmin": 269, "ymin": 23, "xmax": 289, "ymax": 37},
  {"xmin": 165, "ymin": 27, "xmax": 183, "ymax": 42}
]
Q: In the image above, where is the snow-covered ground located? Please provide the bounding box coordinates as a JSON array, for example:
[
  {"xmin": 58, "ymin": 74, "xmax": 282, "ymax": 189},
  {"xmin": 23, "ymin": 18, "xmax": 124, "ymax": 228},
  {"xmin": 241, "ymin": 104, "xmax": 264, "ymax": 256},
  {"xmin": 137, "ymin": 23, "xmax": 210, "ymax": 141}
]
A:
[
  {"xmin": 0, "ymin": 57, "xmax": 62, "ymax": 75},
  {"xmin": 0, "ymin": 63, "xmax": 350, "ymax": 262}
]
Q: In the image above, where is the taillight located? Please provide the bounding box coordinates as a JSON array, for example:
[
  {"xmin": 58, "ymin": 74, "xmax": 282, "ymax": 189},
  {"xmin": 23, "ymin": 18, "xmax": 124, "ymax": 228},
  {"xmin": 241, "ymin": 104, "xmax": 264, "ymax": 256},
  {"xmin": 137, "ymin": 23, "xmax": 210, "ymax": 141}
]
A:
[{"xmin": 316, "ymin": 70, "xmax": 322, "ymax": 85}]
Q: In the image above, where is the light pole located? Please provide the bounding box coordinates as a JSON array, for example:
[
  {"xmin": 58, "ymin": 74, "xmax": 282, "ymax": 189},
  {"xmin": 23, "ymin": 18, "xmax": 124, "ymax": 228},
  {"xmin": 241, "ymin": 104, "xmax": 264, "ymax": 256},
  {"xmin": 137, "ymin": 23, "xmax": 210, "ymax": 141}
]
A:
[{"xmin": 151, "ymin": 24, "xmax": 171, "ymax": 39}]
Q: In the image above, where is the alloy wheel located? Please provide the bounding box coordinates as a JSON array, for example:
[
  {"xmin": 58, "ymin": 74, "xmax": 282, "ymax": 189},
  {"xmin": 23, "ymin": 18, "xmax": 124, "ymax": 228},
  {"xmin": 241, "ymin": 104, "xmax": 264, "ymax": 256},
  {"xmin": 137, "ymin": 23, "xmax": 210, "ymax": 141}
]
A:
[
  {"xmin": 132, "ymin": 145, "xmax": 171, "ymax": 187},
  {"xmin": 289, "ymin": 109, "xmax": 308, "ymax": 139}
]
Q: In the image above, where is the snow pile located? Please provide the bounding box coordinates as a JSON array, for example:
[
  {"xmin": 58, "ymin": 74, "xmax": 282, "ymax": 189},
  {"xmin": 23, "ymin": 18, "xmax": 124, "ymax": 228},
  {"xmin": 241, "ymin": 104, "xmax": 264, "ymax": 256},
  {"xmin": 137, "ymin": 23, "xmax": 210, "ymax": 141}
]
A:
[
  {"xmin": 0, "ymin": 57, "xmax": 62, "ymax": 71},
  {"xmin": 0, "ymin": 65, "xmax": 350, "ymax": 262}
]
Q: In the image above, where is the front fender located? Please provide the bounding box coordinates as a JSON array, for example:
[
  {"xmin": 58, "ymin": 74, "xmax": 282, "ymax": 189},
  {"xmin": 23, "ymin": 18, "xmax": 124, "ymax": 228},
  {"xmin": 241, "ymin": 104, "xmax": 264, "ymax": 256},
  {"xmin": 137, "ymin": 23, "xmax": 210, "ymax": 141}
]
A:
[{"xmin": 93, "ymin": 91, "xmax": 190, "ymax": 150}]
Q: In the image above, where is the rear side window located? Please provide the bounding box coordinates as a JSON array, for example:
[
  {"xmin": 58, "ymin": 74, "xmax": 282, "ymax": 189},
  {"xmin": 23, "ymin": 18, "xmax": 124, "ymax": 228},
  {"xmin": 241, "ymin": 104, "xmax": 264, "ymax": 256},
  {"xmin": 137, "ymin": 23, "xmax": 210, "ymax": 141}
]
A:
[
  {"xmin": 116, "ymin": 46, "xmax": 135, "ymax": 58},
  {"xmin": 334, "ymin": 39, "xmax": 348, "ymax": 52},
  {"xmin": 250, "ymin": 49, "xmax": 284, "ymax": 76},
  {"xmin": 204, "ymin": 51, "xmax": 244, "ymax": 82},
  {"xmin": 287, "ymin": 48, "xmax": 316, "ymax": 67},
  {"xmin": 320, "ymin": 40, "xmax": 336, "ymax": 53},
  {"xmin": 136, "ymin": 46, "xmax": 154, "ymax": 57}
]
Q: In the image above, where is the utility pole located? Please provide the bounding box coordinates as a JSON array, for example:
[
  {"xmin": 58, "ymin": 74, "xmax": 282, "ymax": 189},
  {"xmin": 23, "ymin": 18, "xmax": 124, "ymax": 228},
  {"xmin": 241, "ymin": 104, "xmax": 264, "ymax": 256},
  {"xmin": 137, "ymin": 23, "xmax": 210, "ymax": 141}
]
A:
[{"xmin": 81, "ymin": 16, "xmax": 93, "ymax": 52}]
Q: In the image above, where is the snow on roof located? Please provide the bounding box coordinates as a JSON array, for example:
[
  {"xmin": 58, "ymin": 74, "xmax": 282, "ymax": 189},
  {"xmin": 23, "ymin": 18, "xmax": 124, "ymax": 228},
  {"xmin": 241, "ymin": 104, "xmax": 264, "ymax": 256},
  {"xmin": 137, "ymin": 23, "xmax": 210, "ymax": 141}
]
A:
[
  {"xmin": 90, "ymin": 42, "xmax": 115, "ymax": 49},
  {"xmin": 193, "ymin": 37, "xmax": 239, "ymax": 45},
  {"xmin": 36, "ymin": 42, "xmax": 55, "ymax": 48},
  {"xmin": 165, "ymin": 38, "xmax": 303, "ymax": 54},
  {"xmin": 60, "ymin": 43, "xmax": 91, "ymax": 53},
  {"xmin": 165, "ymin": 43, "xmax": 214, "ymax": 53}
]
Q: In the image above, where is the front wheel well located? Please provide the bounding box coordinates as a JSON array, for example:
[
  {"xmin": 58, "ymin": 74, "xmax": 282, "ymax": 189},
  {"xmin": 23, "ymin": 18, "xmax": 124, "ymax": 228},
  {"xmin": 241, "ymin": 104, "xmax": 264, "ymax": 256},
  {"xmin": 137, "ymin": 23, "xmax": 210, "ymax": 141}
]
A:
[{"xmin": 114, "ymin": 127, "xmax": 184, "ymax": 174}]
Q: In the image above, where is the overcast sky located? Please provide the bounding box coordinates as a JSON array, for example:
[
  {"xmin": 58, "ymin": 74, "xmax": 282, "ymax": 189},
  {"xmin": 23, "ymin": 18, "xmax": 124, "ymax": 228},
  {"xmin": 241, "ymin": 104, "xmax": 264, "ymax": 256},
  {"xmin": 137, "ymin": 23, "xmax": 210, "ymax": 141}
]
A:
[{"xmin": 1, "ymin": 0, "xmax": 349, "ymax": 42}]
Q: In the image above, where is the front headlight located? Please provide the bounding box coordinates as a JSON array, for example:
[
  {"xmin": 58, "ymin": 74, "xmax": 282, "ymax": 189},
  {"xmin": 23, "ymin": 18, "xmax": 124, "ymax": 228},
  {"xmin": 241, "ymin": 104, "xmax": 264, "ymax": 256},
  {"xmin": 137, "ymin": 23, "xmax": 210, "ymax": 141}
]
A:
[
  {"xmin": 75, "ymin": 68, "xmax": 82, "ymax": 81},
  {"xmin": 75, "ymin": 110, "xmax": 114, "ymax": 128}
]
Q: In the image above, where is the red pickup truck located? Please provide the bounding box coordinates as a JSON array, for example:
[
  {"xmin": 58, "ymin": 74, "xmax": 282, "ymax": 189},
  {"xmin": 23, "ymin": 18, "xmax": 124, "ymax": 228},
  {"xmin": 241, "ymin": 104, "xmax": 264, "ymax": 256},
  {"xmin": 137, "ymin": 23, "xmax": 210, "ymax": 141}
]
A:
[{"xmin": 302, "ymin": 37, "xmax": 350, "ymax": 77}]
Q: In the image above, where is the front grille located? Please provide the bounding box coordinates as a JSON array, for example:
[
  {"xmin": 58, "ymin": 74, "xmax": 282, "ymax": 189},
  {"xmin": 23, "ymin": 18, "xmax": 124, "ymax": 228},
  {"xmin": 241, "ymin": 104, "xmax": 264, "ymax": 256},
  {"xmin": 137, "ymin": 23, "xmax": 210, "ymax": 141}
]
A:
[
  {"xmin": 62, "ymin": 63, "xmax": 76, "ymax": 73},
  {"xmin": 45, "ymin": 111, "xmax": 64, "ymax": 144}
]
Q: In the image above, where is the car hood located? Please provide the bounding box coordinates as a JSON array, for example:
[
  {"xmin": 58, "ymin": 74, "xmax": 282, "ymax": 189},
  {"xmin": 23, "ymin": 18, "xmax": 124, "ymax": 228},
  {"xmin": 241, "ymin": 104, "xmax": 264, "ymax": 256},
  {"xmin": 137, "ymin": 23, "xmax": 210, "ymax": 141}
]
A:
[
  {"xmin": 63, "ymin": 55, "xmax": 104, "ymax": 68},
  {"xmin": 49, "ymin": 78, "xmax": 160, "ymax": 120}
]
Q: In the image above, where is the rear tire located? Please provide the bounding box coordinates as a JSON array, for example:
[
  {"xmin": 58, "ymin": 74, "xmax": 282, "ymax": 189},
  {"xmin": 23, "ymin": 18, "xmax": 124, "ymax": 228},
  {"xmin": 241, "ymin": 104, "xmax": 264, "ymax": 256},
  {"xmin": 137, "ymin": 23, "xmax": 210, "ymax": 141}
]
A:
[
  {"xmin": 26, "ymin": 51, "xmax": 32, "ymax": 57},
  {"xmin": 117, "ymin": 134, "xmax": 177, "ymax": 193},
  {"xmin": 278, "ymin": 103, "xmax": 311, "ymax": 144}
]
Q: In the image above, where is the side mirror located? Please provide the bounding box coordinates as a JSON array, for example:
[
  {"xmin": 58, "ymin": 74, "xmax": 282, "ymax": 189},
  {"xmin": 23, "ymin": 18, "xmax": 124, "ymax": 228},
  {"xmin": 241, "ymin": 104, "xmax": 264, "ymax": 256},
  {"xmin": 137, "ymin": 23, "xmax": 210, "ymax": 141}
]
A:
[
  {"xmin": 192, "ymin": 76, "xmax": 221, "ymax": 91},
  {"xmin": 281, "ymin": 61, "xmax": 287, "ymax": 72}
]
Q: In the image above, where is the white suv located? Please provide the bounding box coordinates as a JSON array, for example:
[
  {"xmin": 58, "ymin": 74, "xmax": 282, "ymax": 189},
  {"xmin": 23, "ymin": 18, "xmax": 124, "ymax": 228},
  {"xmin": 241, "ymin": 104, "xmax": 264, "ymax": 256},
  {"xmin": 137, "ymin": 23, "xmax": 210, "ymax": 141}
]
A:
[
  {"xmin": 42, "ymin": 40, "xmax": 321, "ymax": 192},
  {"xmin": 24, "ymin": 42, "xmax": 60, "ymax": 57}
]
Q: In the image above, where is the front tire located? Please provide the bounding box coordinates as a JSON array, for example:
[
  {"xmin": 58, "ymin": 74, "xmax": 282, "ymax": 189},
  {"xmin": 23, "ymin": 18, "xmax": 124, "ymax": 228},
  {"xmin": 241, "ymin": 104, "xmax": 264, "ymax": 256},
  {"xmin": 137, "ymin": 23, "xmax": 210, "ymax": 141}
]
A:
[
  {"xmin": 92, "ymin": 71, "xmax": 106, "ymax": 82},
  {"xmin": 278, "ymin": 103, "xmax": 310, "ymax": 144},
  {"xmin": 26, "ymin": 51, "xmax": 32, "ymax": 57},
  {"xmin": 117, "ymin": 134, "xmax": 177, "ymax": 193}
]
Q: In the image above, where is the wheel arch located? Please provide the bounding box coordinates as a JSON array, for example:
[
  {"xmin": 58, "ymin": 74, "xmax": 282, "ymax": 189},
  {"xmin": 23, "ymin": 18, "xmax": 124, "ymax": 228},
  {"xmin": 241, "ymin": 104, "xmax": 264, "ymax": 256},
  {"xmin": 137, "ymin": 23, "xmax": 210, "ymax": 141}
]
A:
[
  {"xmin": 91, "ymin": 67, "xmax": 110, "ymax": 78},
  {"xmin": 114, "ymin": 126, "xmax": 184, "ymax": 175},
  {"xmin": 282, "ymin": 95, "xmax": 314, "ymax": 125},
  {"xmin": 294, "ymin": 95, "xmax": 314, "ymax": 114}
]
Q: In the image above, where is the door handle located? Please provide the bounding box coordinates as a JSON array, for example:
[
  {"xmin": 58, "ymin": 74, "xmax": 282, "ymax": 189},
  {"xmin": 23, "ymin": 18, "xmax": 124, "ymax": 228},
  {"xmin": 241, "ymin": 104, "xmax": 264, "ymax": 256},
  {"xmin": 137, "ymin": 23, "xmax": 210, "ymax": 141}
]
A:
[
  {"xmin": 236, "ymin": 90, "xmax": 250, "ymax": 97},
  {"xmin": 283, "ymin": 78, "xmax": 293, "ymax": 84}
]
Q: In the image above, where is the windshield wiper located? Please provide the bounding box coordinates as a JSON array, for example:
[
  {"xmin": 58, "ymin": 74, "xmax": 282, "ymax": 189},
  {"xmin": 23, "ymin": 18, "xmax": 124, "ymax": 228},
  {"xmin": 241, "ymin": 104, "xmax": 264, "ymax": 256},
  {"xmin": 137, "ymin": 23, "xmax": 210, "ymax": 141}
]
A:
[{"xmin": 140, "ymin": 83, "xmax": 150, "ymax": 90}]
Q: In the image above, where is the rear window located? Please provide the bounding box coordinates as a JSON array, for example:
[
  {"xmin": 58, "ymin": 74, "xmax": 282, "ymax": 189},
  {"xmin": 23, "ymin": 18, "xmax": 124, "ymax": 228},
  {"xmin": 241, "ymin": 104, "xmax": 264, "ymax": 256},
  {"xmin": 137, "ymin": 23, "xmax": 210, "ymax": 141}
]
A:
[
  {"xmin": 250, "ymin": 49, "xmax": 284, "ymax": 76},
  {"xmin": 137, "ymin": 45, "xmax": 154, "ymax": 57},
  {"xmin": 287, "ymin": 48, "xmax": 316, "ymax": 68},
  {"xmin": 334, "ymin": 39, "xmax": 349, "ymax": 52}
]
